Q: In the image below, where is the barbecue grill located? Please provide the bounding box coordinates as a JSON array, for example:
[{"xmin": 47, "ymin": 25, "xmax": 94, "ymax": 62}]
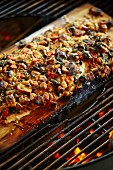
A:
[{"xmin": 0, "ymin": 0, "xmax": 113, "ymax": 170}]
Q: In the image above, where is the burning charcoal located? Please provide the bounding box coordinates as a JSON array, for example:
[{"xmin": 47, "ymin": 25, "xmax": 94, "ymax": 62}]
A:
[
  {"xmin": 109, "ymin": 131, "xmax": 113, "ymax": 151},
  {"xmin": 110, "ymin": 135, "xmax": 113, "ymax": 151},
  {"xmin": 54, "ymin": 152, "xmax": 60, "ymax": 159},
  {"xmin": 96, "ymin": 152, "xmax": 103, "ymax": 158}
]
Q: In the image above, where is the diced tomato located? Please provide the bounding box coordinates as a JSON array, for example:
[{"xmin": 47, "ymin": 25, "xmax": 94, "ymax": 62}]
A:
[
  {"xmin": 91, "ymin": 51, "xmax": 97, "ymax": 58},
  {"xmin": 77, "ymin": 51, "xmax": 83, "ymax": 60},
  {"xmin": 17, "ymin": 73, "xmax": 24, "ymax": 78},
  {"xmin": 87, "ymin": 59, "xmax": 92, "ymax": 67},
  {"xmin": 110, "ymin": 38, "xmax": 113, "ymax": 42},
  {"xmin": 79, "ymin": 55, "xmax": 83, "ymax": 60},
  {"xmin": 47, "ymin": 71, "xmax": 56, "ymax": 78},
  {"xmin": 77, "ymin": 51, "xmax": 82, "ymax": 56},
  {"xmin": 6, "ymin": 55, "xmax": 14, "ymax": 60},
  {"xmin": 23, "ymin": 105, "xmax": 27, "ymax": 111},
  {"xmin": 23, "ymin": 48, "xmax": 29, "ymax": 54},
  {"xmin": 50, "ymin": 34, "xmax": 59, "ymax": 40},
  {"xmin": 93, "ymin": 57, "xmax": 98, "ymax": 64},
  {"xmin": 46, "ymin": 99, "xmax": 51, "ymax": 108},
  {"xmin": 2, "ymin": 109, "xmax": 9, "ymax": 118},
  {"xmin": 67, "ymin": 76, "xmax": 73, "ymax": 81}
]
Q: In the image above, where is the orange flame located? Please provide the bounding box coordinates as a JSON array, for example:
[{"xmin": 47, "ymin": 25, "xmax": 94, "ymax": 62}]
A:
[
  {"xmin": 69, "ymin": 147, "xmax": 87, "ymax": 165},
  {"xmin": 99, "ymin": 110, "xmax": 105, "ymax": 118},
  {"xmin": 96, "ymin": 152, "xmax": 103, "ymax": 157},
  {"xmin": 54, "ymin": 152, "xmax": 60, "ymax": 159},
  {"xmin": 57, "ymin": 133, "xmax": 65, "ymax": 139},
  {"xmin": 90, "ymin": 128, "xmax": 94, "ymax": 134},
  {"xmin": 74, "ymin": 147, "xmax": 86, "ymax": 161},
  {"xmin": 109, "ymin": 130, "xmax": 113, "ymax": 138}
]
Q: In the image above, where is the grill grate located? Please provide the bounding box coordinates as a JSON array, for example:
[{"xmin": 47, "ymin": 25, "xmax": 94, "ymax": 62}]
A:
[
  {"xmin": 1, "ymin": 0, "xmax": 113, "ymax": 19},
  {"xmin": 0, "ymin": 79, "xmax": 113, "ymax": 170}
]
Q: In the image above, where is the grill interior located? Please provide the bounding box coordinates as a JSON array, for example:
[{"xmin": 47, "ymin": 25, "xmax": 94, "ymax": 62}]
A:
[{"xmin": 0, "ymin": 79, "xmax": 113, "ymax": 170}]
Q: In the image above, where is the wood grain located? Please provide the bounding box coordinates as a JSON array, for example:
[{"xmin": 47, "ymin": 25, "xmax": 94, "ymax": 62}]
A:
[{"xmin": 0, "ymin": 3, "xmax": 113, "ymax": 153}]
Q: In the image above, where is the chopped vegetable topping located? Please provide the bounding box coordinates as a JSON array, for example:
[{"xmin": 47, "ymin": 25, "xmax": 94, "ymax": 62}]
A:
[{"xmin": 0, "ymin": 8, "xmax": 113, "ymax": 123}]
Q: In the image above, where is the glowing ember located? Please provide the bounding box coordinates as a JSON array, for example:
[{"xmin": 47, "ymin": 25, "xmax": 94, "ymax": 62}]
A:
[
  {"xmin": 57, "ymin": 133, "xmax": 65, "ymax": 139},
  {"xmin": 109, "ymin": 130, "xmax": 113, "ymax": 138},
  {"xmin": 96, "ymin": 152, "xmax": 103, "ymax": 157},
  {"xmin": 108, "ymin": 108, "xmax": 113, "ymax": 112},
  {"xmin": 73, "ymin": 127, "xmax": 81, "ymax": 135},
  {"xmin": 48, "ymin": 141, "xmax": 53, "ymax": 146},
  {"xmin": 76, "ymin": 138, "xmax": 80, "ymax": 144},
  {"xmin": 5, "ymin": 35, "xmax": 10, "ymax": 41},
  {"xmin": 90, "ymin": 128, "xmax": 94, "ymax": 134},
  {"xmin": 99, "ymin": 110, "xmax": 105, "ymax": 118},
  {"xmin": 54, "ymin": 152, "xmax": 60, "ymax": 159},
  {"xmin": 69, "ymin": 147, "xmax": 87, "ymax": 165},
  {"xmin": 74, "ymin": 147, "xmax": 86, "ymax": 161}
]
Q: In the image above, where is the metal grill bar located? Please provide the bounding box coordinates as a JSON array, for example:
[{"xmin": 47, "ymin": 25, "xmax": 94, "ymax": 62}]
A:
[
  {"xmin": 50, "ymin": 0, "xmax": 85, "ymax": 18},
  {"xmin": 0, "ymin": 0, "xmax": 27, "ymax": 15},
  {"xmin": 0, "ymin": 0, "xmax": 37, "ymax": 17},
  {"xmin": 0, "ymin": 0, "xmax": 18, "ymax": 10},
  {"xmin": 29, "ymin": 0, "xmax": 62, "ymax": 14},
  {"xmin": 16, "ymin": 0, "xmax": 47, "ymax": 15},
  {"xmin": 0, "ymin": 0, "xmax": 10, "ymax": 6},
  {"xmin": 37, "ymin": 0, "xmax": 70, "ymax": 15},
  {"xmin": 0, "ymin": 0, "xmax": 113, "ymax": 20}
]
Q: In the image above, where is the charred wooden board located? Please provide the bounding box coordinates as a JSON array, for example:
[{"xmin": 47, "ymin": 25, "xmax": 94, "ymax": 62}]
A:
[{"xmin": 0, "ymin": 3, "xmax": 113, "ymax": 153}]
